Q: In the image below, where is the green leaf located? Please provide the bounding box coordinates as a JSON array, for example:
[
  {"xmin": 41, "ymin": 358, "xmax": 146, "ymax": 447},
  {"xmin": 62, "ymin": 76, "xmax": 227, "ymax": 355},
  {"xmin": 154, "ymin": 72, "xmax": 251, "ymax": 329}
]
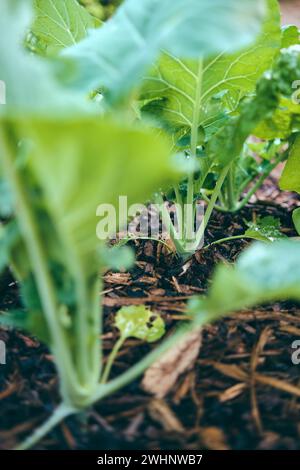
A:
[
  {"xmin": 141, "ymin": 0, "xmax": 280, "ymax": 137},
  {"xmin": 208, "ymin": 46, "xmax": 300, "ymax": 167},
  {"xmin": 189, "ymin": 241, "xmax": 300, "ymax": 321},
  {"xmin": 0, "ymin": 222, "xmax": 20, "ymax": 274},
  {"xmin": 254, "ymin": 96, "xmax": 300, "ymax": 139},
  {"xmin": 98, "ymin": 245, "xmax": 135, "ymax": 271},
  {"xmin": 115, "ymin": 305, "xmax": 165, "ymax": 342},
  {"xmin": 245, "ymin": 216, "xmax": 286, "ymax": 242},
  {"xmin": 0, "ymin": 179, "xmax": 14, "ymax": 218},
  {"xmin": 281, "ymin": 25, "xmax": 299, "ymax": 48},
  {"xmin": 247, "ymin": 139, "xmax": 283, "ymax": 161},
  {"xmin": 292, "ymin": 207, "xmax": 300, "ymax": 235},
  {"xmin": 0, "ymin": 309, "xmax": 50, "ymax": 344},
  {"xmin": 1, "ymin": 117, "xmax": 176, "ymax": 275},
  {"xmin": 62, "ymin": 0, "xmax": 267, "ymax": 100},
  {"xmin": 280, "ymin": 134, "xmax": 300, "ymax": 193},
  {"xmin": 0, "ymin": 0, "xmax": 90, "ymax": 114},
  {"xmin": 30, "ymin": 0, "xmax": 100, "ymax": 56}
]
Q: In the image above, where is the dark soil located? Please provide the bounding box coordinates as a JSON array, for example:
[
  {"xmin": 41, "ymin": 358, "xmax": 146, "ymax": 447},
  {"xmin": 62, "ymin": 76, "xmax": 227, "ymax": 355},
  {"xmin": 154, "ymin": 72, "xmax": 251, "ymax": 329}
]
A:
[{"xmin": 1, "ymin": 175, "xmax": 300, "ymax": 450}]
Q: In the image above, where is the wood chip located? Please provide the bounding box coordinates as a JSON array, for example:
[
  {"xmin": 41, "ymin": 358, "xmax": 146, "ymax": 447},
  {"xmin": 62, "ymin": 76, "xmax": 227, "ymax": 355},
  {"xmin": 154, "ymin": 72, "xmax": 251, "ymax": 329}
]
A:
[
  {"xmin": 207, "ymin": 361, "xmax": 300, "ymax": 398},
  {"xmin": 0, "ymin": 382, "xmax": 18, "ymax": 400},
  {"xmin": 104, "ymin": 273, "xmax": 131, "ymax": 285},
  {"xmin": 280, "ymin": 324, "xmax": 300, "ymax": 336},
  {"xmin": 61, "ymin": 423, "xmax": 76, "ymax": 449},
  {"xmin": 142, "ymin": 329, "xmax": 202, "ymax": 398},
  {"xmin": 148, "ymin": 399, "xmax": 185, "ymax": 433},
  {"xmin": 103, "ymin": 295, "xmax": 190, "ymax": 307},
  {"xmin": 250, "ymin": 327, "xmax": 272, "ymax": 433},
  {"xmin": 255, "ymin": 373, "xmax": 300, "ymax": 398},
  {"xmin": 199, "ymin": 426, "xmax": 230, "ymax": 450},
  {"xmin": 219, "ymin": 383, "xmax": 247, "ymax": 402}
]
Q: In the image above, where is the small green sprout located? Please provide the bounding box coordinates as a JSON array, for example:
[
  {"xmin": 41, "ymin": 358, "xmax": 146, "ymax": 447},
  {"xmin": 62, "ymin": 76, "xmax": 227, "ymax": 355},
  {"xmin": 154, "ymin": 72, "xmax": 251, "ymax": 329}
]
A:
[
  {"xmin": 100, "ymin": 306, "xmax": 165, "ymax": 383},
  {"xmin": 206, "ymin": 216, "xmax": 286, "ymax": 249},
  {"xmin": 115, "ymin": 305, "xmax": 165, "ymax": 343},
  {"xmin": 244, "ymin": 216, "xmax": 287, "ymax": 243}
]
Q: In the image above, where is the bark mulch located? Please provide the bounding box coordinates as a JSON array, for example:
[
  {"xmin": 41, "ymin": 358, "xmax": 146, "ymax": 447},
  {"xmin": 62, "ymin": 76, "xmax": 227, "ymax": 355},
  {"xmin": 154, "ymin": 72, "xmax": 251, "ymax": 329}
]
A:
[{"xmin": 0, "ymin": 175, "xmax": 300, "ymax": 450}]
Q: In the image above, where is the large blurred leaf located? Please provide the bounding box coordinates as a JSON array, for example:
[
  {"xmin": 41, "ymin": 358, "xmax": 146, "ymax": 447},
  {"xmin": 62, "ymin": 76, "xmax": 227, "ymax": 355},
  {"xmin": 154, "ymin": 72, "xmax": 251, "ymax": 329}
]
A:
[
  {"xmin": 141, "ymin": 0, "xmax": 280, "ymax": 136},
  {"xmin": 2, "ymin": 117, "xmax": 175, "ymax": 274},
  {"xmin": 62, "ymin": 0, "xmax": 267, "ymax": 99},
  {"xmin": 0, "ymin": 309, "xmax": 50, "ymax": 344},
  {"xmin": 189, "ymin": 241, "xmax": 300, "ymax": 321},
  {"xmin": 0, "ymin": 0, "xmax": 89, "ymax": 114},
  {"xmin": 30, "ymin": 0, "xmax": 100, "ymax": 56},
  {"xmin": 279, "ymin": 134, "xmax": 300, "ymax": 193}
]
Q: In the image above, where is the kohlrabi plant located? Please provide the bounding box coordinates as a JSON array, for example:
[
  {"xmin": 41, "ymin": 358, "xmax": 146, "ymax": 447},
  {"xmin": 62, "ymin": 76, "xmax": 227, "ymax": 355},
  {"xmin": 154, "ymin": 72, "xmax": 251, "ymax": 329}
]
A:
[
  {"xmin": 1, "ymin": 0, "xmax": 300, "ymax": 450},
  {"xmin": 59, "ymin": 0, "xmax": 300, "ymax": 259}
]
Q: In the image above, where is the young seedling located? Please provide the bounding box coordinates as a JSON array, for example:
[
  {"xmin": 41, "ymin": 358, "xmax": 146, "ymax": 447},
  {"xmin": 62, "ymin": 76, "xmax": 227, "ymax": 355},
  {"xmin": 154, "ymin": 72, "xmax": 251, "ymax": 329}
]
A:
[
  {"xmin": 101, "ymin": 306, "xmax": 165, "ymax": 384},
  {"xmin": 205, "ymin": 216, "xmax": 287, "ymax": 249}
]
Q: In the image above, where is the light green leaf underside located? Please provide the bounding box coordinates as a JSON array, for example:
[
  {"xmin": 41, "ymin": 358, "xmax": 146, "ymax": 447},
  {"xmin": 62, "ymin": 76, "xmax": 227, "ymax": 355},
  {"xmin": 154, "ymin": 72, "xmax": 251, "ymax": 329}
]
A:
[
  {"xmin": 3, "ymin": 117, "xmax": 174, "ymax": 273},
  {"xmin": 31, "ymin": 0, "xmax": 100, "ymax": 55},
  {"xmin": 142, "ymin": 0, "xmax": 281, "ymax": 135},
  {"xmin": 279, "ymin": 134, "xmax": 300, "ymax": 193},
  {"xmin": 62, "ymin": 0, "xmax": 266, "ymax": 99},
  {"xmin": 0, "ymin": 0, "xmax": 90, "ymax": 114},
  {"xmin": 189, "ymin": 241, "xmax": 300, "ymax": 321}
]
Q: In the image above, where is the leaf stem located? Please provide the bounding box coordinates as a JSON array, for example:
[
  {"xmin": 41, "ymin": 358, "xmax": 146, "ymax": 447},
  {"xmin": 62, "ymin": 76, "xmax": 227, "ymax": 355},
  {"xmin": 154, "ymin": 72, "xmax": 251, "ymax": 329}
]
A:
[
  {"xmin": 191, "ymin": 165, "xmax": 230, "ymax": 251},
  {"xmin": 100, "ymin": 336, "xmax": 125, "ymax": 384},
  {"xmin": 225, "ymin": 164, "xmax": 236, "ymax": 210},
  {"xmin": 201, "ymin": 192, "xmax": 229, "ymax": 213},
  {"xmin": 190, "ymin": 58, "xmax": 204, "ymax": 158},
  {"xmin": 15, "ymin": 404, "xmax": 76, "ymax": 450},
  {"xmin": 174, "ymin": 184, "xmax": 183, "ymax": 238},
  {"xmin": 91, "ymin": 324, "xmax": 193, "ymax": 405},
  {"xmin": 235, "ymin": 154, "xmax": 284, "ymax": 211},
  {"xmin": 185, "ymin": 58, "xmax": 204, "ymax": 241},
  {"xmin": 155, "ymin": 193, "xmax": 187, "ymax": 256},
  {"xmin": 0, "ymin": 126, "xmax": 84, "ymax": 403},
  {"xmin": 204, "ymin": 234, "xmax": 249, "ymax": 248}
]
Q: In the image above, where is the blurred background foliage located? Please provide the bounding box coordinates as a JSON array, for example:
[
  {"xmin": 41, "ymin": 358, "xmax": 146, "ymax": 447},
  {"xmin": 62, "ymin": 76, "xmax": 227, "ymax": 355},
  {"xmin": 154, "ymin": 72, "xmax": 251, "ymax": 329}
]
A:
[
  {"xmin": 80, "ymin": 1, "xmax": 300, "ymax": 27},
  {"xmin": 79, "ymin": 0, "xmax": 122, "ymax": 20},
  {"xmin": 80, "ymin": 1, "xmax": 300, "ymax": 26}
]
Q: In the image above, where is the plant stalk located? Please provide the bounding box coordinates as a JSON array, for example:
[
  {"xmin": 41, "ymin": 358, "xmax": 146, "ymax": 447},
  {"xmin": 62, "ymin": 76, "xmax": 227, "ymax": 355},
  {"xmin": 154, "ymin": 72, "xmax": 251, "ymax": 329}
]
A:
[
  {"xmin": 100, "ymin": 336, "xmax": 125, "ymax": 384},
  {"xmin": 235, "ymin": 154, "xmax": 284, "ymax": 211},
  {"xmin": 225, "ymin": 164, "xmax": 236, "ymax": 211},
  {"xmin": 190, "ymin": 165, "xmax": 230, "ymax": 252},
  {"xmin": 0, "ymin": 126, "xmax": 87, "ymax": 405},
  {"xmin": 15, "ymin": 404, "xmax": 76, "ymax": 450}
]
